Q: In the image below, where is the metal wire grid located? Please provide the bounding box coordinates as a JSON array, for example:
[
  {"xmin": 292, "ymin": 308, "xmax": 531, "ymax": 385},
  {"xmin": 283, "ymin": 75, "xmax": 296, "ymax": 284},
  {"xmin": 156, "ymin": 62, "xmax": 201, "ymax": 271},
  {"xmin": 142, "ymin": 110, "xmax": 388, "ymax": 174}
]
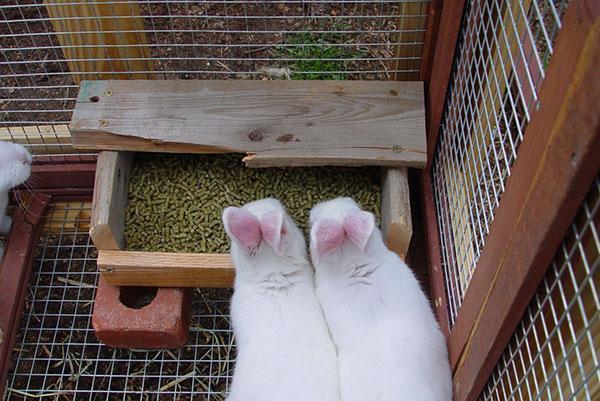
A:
[
  {"xmin": 3, "ymin": 201, "xmax": 235, "ymax": 401},
  {"xmin": 0, "ymin": 0, "xmax": 430, "ymax": 160},
  {"xmin": 479, "ymin": 176, "xmax": 600, "ymax": 401},
  {"xmin": 431, "ymin": 0, "xmax": 570, "ymax": 326}
]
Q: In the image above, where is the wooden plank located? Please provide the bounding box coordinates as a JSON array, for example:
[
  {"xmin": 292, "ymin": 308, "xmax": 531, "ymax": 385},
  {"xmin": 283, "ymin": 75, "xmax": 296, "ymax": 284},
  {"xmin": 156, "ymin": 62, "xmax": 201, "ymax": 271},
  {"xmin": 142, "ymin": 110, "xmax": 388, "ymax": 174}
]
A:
[
  {"xmin": 70, "ymin": 80, "xmax": 427, "ymax": 168},
  {"xmin": 27, "ymin": 163, "xmax": 96, "ymax": 200},
  {"xmin": 90, "ymin": 151, "xmax": 133, "ymax": 250},
  {"xmin": 451, "ymin": 2, "xmax": 600, "ymax": 400},
  {"xmin": 425, "ymin": 0, "xmax": 467, "ymax": 168},
  {"xmin": 43, "ymin": 0, "xmax": 152, "ymax": 83},
  {"xmin": 98, "ymin": 250, "xmax": 235, "ymax": 288},
  {"xmin": 0, "ymin": 193, "xmax": 51, "ymax": 397},
  {"xmin": 420, "ymin": 0, "xmax": 443, "ymax": 81},
  {"xmin": 421, "ymin": 170, "xmax": 450, "ymax": 338},
  {"xmin": 381, "ymin": 167, "xmax": 412, "ymax": 259}
]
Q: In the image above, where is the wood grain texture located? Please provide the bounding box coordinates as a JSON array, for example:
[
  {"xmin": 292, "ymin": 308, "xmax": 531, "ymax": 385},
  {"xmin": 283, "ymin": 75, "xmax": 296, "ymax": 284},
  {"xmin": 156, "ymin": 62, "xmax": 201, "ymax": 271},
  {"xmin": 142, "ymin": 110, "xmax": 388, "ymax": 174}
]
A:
[
  {"xmin": 451, "ymin": 2, "xmax": 600, "ymax": 400},
  {"xmin": 70, "ymin": 80, "xmax": 427, "ymax": 168},
  {"xmin": 98, "ymin": 250, "xmax": 235, "ymax": 288},
  {"xmin": 393, "ymin": 1, "xmax": 429, "ymax": 81},
  {"xmin": 0, "ymin": 193, "xmax": 50, "ymax": 397},
  {"xmin": 90, "ymin": 151, "xmax": 133, "ymax": 250},
  {"xmin": 381, "ymin": 167, "xmax": 412, "ymax": 259},
  {"xmin": 43, "ymin": 0, "xmax": 152, "ymax": 83},
  {"xmin": 425, "ymin": 0, "xmax": 467, "ymax": 168}
]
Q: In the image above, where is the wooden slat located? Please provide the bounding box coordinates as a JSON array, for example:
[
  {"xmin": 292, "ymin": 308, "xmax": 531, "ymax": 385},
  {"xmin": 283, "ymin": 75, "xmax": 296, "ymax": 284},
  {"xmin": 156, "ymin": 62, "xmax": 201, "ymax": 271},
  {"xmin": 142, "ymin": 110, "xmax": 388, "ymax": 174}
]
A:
[
  {"xmin": 90, "ymin": 151, "xmax": 133, "ymax": 250},
  {"xmin": 0, "ymin": 193, "xmax": 51, "ymax": 397},
  {"xmin": 381, "ymin": 167, "xmax": 412, "ymax": 259},
  {"xmin": 451, "ymin": 2, "xmax": 600, "ymax": 400},
  {"xmin": 421, "ymin": 170, "xmax": 450, "ymax": 338},
  {"xmin": 425, "ymin": 0, "xmax": 467, "ymax": 168},
  {"xmin": 98, "ymin": 250, "xmax": 235, "ymax": 288},
  {"xmin": 420, "ymin": 0, "xmax": 443, "ymax": 82},
  {"xmin": 27, "ymin": 163, "xmax": 96, "ymax": 200},
  {"xmin": 43, "ymin": 0, "xmax": 152, "ymax": 83},
  {"xmin": 70, "ymin": 80, "xmax": 427, "ymax": 168}
]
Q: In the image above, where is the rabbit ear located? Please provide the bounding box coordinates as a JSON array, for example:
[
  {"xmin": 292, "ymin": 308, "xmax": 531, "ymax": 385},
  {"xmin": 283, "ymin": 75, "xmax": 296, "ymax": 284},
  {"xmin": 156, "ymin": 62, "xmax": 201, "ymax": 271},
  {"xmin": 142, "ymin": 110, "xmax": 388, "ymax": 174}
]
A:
[
  {"xmin": 222, "ymin": 207, "xmax": 262, "ymax": 251},
  {"xmin": 311, "ymin": 218, "xmax": 345, "ymax": 257},
  {"xmin": 343, "ymin": 211, "xmax": 375, "ymax": 252},
  {"xmin": 260, "ymin": 209, "xmax": 286, "ymax": 255}
]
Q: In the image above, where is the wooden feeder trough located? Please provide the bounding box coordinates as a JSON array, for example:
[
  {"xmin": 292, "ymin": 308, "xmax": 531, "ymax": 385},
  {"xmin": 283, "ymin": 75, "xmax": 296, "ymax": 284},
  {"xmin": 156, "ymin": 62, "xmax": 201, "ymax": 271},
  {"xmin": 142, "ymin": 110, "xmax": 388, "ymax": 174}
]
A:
[{"xmin": 71, "ymin": 79, "xmax": 427, "ymax": 288}]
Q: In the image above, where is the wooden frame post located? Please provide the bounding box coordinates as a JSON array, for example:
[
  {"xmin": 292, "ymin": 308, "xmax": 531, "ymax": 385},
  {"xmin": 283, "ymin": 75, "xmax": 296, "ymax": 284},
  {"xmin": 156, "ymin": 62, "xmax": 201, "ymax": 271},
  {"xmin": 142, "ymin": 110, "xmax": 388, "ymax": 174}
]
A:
[
  {"xmin": 44, "ymin": 0, "xmax": 153, "ymax": 82},
  {"xmin": 450, "ymin": 2, "xmax": 600, "ymax": 400}
]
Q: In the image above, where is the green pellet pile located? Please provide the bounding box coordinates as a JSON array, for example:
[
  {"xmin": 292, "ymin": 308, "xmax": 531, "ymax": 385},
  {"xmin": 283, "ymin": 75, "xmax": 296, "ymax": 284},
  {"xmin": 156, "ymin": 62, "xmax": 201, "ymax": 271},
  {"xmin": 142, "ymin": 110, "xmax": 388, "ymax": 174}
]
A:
[{"xmin": 125, "ymin": 154, "xmax": 381, "ymax": 253}]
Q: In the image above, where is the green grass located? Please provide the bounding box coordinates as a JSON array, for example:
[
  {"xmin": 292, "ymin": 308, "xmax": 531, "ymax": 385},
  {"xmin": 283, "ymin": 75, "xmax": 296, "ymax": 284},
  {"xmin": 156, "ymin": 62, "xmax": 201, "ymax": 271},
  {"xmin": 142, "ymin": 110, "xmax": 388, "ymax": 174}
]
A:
[{"xmin": 273, "ymin": 26, "xmax": 365, "ymax": 80}]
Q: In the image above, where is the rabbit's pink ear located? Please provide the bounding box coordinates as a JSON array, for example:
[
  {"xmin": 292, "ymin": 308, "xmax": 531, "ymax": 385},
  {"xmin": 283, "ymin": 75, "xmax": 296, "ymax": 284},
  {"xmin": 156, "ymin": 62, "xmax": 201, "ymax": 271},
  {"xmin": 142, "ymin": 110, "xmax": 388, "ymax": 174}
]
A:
[
  {"xmin": 312, "ymin": 218, "xmax": 345, "ymax": 257},
  {"xmin": 260, "ymin": 210, "xmax": 286, "ymax": 255},
  {"xmin": 222, "ymin": 207, "xmax": 262, "ymax": 251},
  {"xmin": 343, "ymin": 211, "xmax": 375, "ymax": 251}
]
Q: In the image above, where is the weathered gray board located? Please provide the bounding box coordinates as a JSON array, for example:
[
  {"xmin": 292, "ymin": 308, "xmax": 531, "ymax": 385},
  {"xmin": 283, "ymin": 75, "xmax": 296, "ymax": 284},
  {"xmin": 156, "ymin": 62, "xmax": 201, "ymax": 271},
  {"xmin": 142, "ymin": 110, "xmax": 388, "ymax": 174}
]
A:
[{"xmin": 70, "ymin": 80, "xmax": 426, "ymax": 168}]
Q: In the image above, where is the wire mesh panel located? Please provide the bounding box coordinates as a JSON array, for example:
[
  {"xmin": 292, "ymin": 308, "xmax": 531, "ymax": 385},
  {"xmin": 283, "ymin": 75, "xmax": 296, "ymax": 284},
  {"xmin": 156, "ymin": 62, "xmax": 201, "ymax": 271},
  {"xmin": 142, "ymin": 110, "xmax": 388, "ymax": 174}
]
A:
[
  {"xmin": 431, "ymin": 0, "xmax": 571, "ymax": 325},
  {"xmin": 3, "ymin": 202, "xmax": 235, "ymax": 401},
  {"xmin": 479, "ymin": 176, "xmax": 599, "ymax": 401},
  {"xmin": 0, "ymin": 0, "xmax": 430, "ymax": 160}
]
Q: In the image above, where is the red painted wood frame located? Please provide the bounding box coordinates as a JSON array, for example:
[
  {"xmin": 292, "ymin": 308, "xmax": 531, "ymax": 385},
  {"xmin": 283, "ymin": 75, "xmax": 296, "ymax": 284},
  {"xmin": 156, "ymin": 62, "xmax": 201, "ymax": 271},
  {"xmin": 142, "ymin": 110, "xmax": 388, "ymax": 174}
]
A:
[
  {"xmin": 28, "ymin": 162, "xmax": 96, "ymax": 200},
  {"xmin": 0, "ymin": 162, "xmax": 95, "ymax": 395},
  {"xmin": 450, "ymin": 2, "xmax": 600, "ymax": 399},
  {"xmin": 0, "ymin": 193, "xmax": 51, "ymax": 397},
  {"xmin": 421, "ymin": 0, "xmax": 599, "ymax": 400}
]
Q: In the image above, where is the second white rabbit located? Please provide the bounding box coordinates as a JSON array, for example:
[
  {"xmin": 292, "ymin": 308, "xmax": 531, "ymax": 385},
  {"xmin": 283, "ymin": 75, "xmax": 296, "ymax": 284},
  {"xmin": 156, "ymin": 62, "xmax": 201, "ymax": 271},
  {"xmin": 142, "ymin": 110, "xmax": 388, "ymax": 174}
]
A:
[{"xmin": 310, "ymin": 197, "xmax": 452, "ymax": 401}]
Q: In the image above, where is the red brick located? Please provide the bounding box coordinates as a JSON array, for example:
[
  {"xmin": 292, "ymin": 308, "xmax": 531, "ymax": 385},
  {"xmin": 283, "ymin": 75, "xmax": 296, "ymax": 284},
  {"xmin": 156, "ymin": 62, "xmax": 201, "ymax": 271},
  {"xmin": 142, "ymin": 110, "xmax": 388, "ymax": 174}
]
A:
[{"xmin": 92, "ymin": 276, "xmax": 191, "ymax": 349}]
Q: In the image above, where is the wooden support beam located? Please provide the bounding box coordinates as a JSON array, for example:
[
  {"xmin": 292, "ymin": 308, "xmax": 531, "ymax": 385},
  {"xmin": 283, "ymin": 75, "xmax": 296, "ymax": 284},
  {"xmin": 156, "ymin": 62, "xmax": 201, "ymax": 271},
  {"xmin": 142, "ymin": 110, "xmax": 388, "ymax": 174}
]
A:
[
  {"xmin": 425, "ymin": 0, "xmax": 467, "ymax": 168},
  {"xmin": 451, "ymin": 2, "xmax": 600, "ymax": 400},
  {"xmin": 381, "ymin": 167, "xmax": 412, "ymax": 259},
  {"xmin": 420, "ymin": 0, "xmax": 443, "ymax": 82},
  {"xmin": 26, "ymin": 163, "xmax": 96, "ymax": 200},
  {"xmin": 421, "ymin": 170, "xmax": 450, "ymax": 338},
  {"xmin": 0, "ymin": 193, "xmax": 51, "ymax": 397},
  {"xmin": 43, "ymin": 0, "xmax": 152, "ymax": 83},
  {"xmin": 90, "ymin": 151, "xmax": 133, "ymax": 250},
  {"xmin": 98, "ymin": 250, "xmax": 235, "ymax": 288},
  {"xmin": 70, "ymin": 80, "xmax": 427, "ymax": 168}
]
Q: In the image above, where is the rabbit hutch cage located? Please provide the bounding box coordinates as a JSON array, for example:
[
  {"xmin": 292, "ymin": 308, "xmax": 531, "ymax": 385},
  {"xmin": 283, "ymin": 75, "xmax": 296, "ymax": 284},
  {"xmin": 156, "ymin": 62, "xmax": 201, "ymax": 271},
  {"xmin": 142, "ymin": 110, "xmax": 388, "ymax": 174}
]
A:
[{"xmin": 0, "ymin": 0, "xmax": 598, "ymax": 400}]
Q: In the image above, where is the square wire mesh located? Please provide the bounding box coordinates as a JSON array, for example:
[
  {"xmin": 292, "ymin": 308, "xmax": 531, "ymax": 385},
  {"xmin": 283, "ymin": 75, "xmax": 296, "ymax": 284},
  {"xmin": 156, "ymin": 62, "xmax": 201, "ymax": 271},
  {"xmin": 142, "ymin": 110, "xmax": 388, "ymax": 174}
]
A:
[
  {"xmin": 3, "ymin": 201, "xmax": 235, "ymax": 401},
  {"xmin": 0, "ymin": 0, "xmax": 430, "ymax": 160},
  {"xmin": 431, "ymin": 0, "xmax": 571, "ymax": 326},
  {"xmin": 479, "ymin": 176, "xmax": 600, "ymax": 401}
]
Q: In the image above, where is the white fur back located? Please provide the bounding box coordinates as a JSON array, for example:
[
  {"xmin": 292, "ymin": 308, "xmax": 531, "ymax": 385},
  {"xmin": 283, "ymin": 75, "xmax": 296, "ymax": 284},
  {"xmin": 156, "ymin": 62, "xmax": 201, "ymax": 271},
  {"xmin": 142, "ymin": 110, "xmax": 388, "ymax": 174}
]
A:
[
  {"xmin": 224, "ymin": 199, "xmax": 340, "ymax": 401},
  {"xmin": 311, "ymin": 198, "xmax": 452, "ymax": 401},
  {"xmin": 227, "ymin": 268, "xmax": 340, "ymax": 401}
]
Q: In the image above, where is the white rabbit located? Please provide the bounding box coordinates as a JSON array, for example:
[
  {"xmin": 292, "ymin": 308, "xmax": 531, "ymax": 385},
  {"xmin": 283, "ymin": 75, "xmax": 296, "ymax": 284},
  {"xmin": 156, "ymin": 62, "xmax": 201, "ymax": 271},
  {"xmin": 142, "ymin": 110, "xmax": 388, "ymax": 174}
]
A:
[
  {"xmin": 0, "ymin": 141, "xmax": 32, "ymax": 261},
  {"xmin": 223, "ymin": 198, "xmax": 340, "ymax": 401},
  {"xmin": 310, "ymin": 197, "xmax": 452, "ymax": 401}
]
